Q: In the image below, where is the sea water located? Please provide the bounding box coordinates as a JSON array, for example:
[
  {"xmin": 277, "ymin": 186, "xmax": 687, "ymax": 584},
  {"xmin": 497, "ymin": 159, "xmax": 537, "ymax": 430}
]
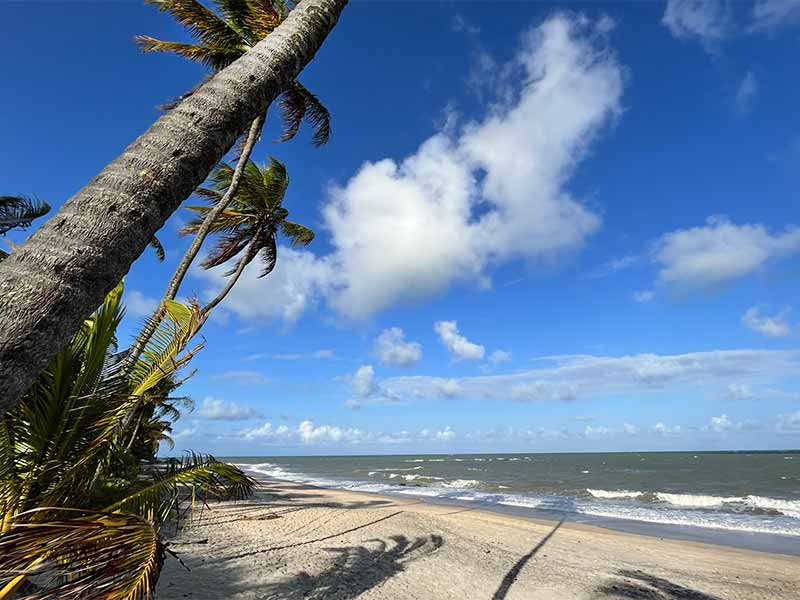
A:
[{"xmin": 227, "ymin": 451, "xmax": 800, "ymax": 554}]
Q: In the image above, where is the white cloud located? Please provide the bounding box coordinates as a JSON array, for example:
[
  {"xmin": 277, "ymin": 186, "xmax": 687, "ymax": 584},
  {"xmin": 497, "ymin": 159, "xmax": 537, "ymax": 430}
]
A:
[
  {"xmin": 344, "ymin": 398, "xmax": 361, "ymax": 410},
  {"xmin": 489, "ymin": 350, "xmax": 512, "ymax": 364},
  {"xmin": 742, "ymin": 306, "xmax": 792, "ymax": 338},
  {"xmin": 382, "ymin": 350, "xmax": 800, "ymax": 403},
  {"xmin": 239, "ymin": 420, "xmax": 456, "ymax": 446},
  {"xmin": 707, "ymin": 413, "xmax": 734, "ymax": 433},
  {"xmin": 126, "ymin": 290, "xmax": 159, "ymax": 317},
  {"xmin": 622, "ymin": 422, "xmax": 640, "ymax": 435},
  {"xmin": 751, "ymin": 0, "xmax": 800, "ymax": 32},
  {"xmin": 172, "ymin": 425, "xmax": 198, "ymax": 440},
  {"xmin": 735, "ymin": 71, "xmax": 758, "ymax": 114},
  {"xmin": 435, "ymin": 320, "xmax": 485, "ymax": 361},
  {"xmin": 192, "ymin": 247, "xmax": 335, "ymax": 324},
  {"xmin": 590, "ymin": 254, "xmax": 640, "ymax": 278},
  {"xmin": 662, "ymin": 0, "xmax": 730, "ymax": 49},
  {"xmin": 652, "ymin": 216, "xmax": 800, "ymax": 290},
  {"xmin": 197, "ymin": 397, "xmax": 261, "ymax": 420},
  {"xmin": 632, "ymin": 290, "xmax": 655, "ymax": 303},
  {"xmin": 376, "ymin": 327, "xmax": 423, "ymax": 367},
  {"xmin": 199, "ymin": 15, "xmax": 623, "ymax": 324},
  {"xmin": 352, "ymin": 365, "xmax": 378, "ymax": 398},
  {"xmin": 210, "ymin": 370, "xmax": 270, "ymax": 385},
  {"xmin": 724, "ymin": 383, "xmax": 755, "ymax": 400},
  {"xmin": 651, "ymin": 421, "xmax": 682, "ymax": 437},
  {"xmin": 273, "ymin": 349, "xmax": 335, "ymax": 360}
]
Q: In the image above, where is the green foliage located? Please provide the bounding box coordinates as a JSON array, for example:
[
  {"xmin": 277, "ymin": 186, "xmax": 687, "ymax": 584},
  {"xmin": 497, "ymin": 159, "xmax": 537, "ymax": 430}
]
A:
[
  {"xmin": 183, "ymin": 157, "xmax": 314, "ymax": 278},
  {"xmin": 137, "ymin": 0, "xmax": 331, "ymax": 145},
  {"xmin": 0, "ymin": 282, "xmax": 254, "ymax": 599},
  {"xmin": 0, "ymin": 195, "xmax": 50, "ymax": 236}
]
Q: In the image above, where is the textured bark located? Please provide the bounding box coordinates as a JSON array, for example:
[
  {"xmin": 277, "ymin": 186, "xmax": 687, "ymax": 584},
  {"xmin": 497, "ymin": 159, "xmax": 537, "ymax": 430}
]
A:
[
  {"xmin": 0, "ymin": 0, "xmax": 347, "ymax": 414},
  {"xmin": 120, "ymin": 111, "xmax": 266, "ymax": 373}
]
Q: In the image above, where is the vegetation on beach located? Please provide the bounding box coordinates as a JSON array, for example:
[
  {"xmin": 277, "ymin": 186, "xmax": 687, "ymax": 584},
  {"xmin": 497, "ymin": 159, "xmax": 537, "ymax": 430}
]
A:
[{"xmin": 0, "ymin": 0, "xmax": 345, "ymax": 597}]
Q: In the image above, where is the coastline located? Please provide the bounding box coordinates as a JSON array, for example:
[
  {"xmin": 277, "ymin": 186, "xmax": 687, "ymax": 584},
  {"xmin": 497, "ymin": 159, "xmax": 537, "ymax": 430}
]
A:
[{"xmin": 157, "ymin": 477, "xmax": 799, "ymax": 599}]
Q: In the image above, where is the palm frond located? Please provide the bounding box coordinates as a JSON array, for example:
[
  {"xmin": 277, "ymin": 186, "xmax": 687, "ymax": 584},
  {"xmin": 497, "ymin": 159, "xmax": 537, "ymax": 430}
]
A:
[
  {"xmin": 280, "ymin": 220, "xmax": 314, "ymax": 246},
  {"xmin": 104, "ymin": 453, "xmax": 254, "ymax": 526},
  {"xmin": 143, "ymin": 0, "xmax": 243, "ymax": 50},
  {"xmin": 148, "ymin": 236, "xmax": 166, "ymax": 262},
  {"xmin": 258, "ymin": 233, "xmax": 277, "ymax": 278},
  {"xmin": 0, "ymin": 508, "xmax": 164, "ymax": 600},
  {"xmin": 0, "ymin": 196, "xmax": 51, "ymax": 236},
  {"xmin": 278, "ymin": 81, "xmax": 331, "ymax": 147},
  {"xmin": 262, "ymin": 157, "xmax": 289, "ymax": 207},
  {"xmin": 134, "ymin": 36, "xmax": 239, "ymax": 70}
]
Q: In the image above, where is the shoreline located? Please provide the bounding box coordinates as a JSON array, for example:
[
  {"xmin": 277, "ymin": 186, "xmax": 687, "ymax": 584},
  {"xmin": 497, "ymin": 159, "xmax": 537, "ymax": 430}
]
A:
[{"xmin": 157, "ymin": 477, "xmax": 800, "ymax": 599}]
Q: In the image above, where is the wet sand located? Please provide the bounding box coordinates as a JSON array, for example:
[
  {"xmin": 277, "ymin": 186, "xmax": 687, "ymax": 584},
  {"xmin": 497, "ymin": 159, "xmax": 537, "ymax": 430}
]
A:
[{"xmin": 157, "ymin": 479, "xmax": 799, "ymax": 599}]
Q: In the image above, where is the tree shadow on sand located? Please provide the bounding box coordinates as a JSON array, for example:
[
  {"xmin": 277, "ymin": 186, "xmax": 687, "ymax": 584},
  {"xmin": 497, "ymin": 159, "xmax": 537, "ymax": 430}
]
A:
[
  {"xmin": 259, "ymin": 534, "xmax": 444, "ymax": 600},
  {"xmin": 596, "ymin": 569, "xmax": 722, "ymax": 600}
]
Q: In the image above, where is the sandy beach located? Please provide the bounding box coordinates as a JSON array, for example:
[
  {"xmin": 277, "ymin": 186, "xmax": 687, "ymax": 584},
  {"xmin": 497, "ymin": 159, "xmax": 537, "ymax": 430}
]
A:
[{"xmin": 157, "ymin": 479, "xmax": 799, "ymax": 599}]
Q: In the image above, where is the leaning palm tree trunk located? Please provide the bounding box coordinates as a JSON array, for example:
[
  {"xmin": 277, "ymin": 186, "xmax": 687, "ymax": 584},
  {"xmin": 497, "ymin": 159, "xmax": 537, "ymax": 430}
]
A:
[
  {"xmin": 0, "ymin": 0, "xmax": 347, "ymax": 414},
  {"xmin": 121, "ymin": 110, "xmax": 266, "ymax": 373}
]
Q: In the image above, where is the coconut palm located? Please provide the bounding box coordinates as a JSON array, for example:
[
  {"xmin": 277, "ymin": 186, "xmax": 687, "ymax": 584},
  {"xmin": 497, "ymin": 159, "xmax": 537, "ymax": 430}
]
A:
[
  {"xmin": 182, "ymin": 157, "xmax": 314, "ymax": 319},
  {"xmin": 0, "ymin": 282, "xmax": 254, "ymax": 599},
  {"xmin": 0, "ymin": 0, "xmax": 346, "ymax": 413},
  {"xmin": 122, "ymin": 0, "xmax": 333, "ymax": 373}
]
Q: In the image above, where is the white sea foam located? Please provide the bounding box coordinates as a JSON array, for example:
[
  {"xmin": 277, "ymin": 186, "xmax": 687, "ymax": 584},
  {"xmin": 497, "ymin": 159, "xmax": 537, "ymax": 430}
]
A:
[
  {"xmin": 588, "ymin": 489, "xmax": 642, "ymax": 499},
  {"xmin": 442, "ymin": 479, "xmax": 481, "ymax": 488},
  {"xmin": 655, "ymin": 493, "xmax": 743, "ymax": 508}
]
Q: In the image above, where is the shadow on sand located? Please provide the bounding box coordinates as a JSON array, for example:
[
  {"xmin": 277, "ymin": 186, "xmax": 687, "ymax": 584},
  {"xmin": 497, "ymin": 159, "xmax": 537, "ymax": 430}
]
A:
[
  {"xmin": 491, "ymin": 519, "xmax": 564, "ymax": 600},
  {"xmin": 259, "ymin": 534, "xmax": 444, "ymax": 599},
  {"xmin": 596, "ymin": 569, "xmax": 722, "ymax": 600}
]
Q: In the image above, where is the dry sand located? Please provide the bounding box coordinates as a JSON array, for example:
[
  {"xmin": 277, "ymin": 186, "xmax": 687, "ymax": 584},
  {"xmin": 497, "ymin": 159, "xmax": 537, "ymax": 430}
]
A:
[{"xmin": 157, "ymin": 479, "xmax": 799, "ymax": 599}]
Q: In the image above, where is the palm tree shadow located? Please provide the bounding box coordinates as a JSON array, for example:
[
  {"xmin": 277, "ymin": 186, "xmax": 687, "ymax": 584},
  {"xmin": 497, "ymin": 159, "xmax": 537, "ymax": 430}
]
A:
[
  {"xmin": 260, "ymin": 534, "xmax": 444, "ymax": 600},
  {"xmin": 596, "ymin": 569, "xmax": 722, "ymax": 600},
  {"xmin": 492, "ymin": 519, "xmax": 564, "ymax": 600}
]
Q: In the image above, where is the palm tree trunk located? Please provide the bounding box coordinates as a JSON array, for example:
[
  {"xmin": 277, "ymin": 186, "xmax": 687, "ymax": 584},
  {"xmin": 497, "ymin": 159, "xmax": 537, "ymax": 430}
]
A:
[
  {"xmin": 120, "ymin": 110, "xmax": 266, "ymax": 373},
  {"xmin": 0, "ymin": 0, "xmax": 347, "ymax": 415}
]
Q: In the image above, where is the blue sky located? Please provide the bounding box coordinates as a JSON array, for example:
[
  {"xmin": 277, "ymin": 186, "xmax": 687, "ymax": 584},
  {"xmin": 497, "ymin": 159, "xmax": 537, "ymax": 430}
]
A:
[{"xmin": 2, "ymin": 1, "xmax": 800, "ymax": 455}]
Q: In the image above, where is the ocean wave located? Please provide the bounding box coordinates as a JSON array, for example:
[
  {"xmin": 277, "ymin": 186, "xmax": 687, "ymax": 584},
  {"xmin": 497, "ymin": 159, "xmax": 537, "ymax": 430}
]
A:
[
  {"xmin": 442, "ymin": 479, "xmax": 481, "ymax": 488},
  {"xmin": 587, "ymin": 489, "xmax": 642, "ymax": 499},
  {"xmin": 654, "ymin": 492, "xmax": 743, "ymax": 508}
]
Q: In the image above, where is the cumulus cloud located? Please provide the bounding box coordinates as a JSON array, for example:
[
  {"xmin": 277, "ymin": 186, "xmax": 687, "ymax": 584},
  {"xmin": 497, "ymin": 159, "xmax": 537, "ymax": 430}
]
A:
[
  {"xmin": 742, "ymin": 306, "xmax": 792, "ymax": 338},
  {"xmin": 776, "ymin": 410, "xmax": 800, "ymax": 432},
  {"xmin": 197, "ymin": 397, "xmax": 261, "ymax": 420},
  {"xmin": 210, "ymin": 371, "xmax": 270, "ymax": 385},
  {"xmin": 239, "ymin": 420, "xmax": 456, "ymax": 446},
  {"xmin": 435, "ymin": 320, "xmax": 486, "ymax": 361},
  {"xmin": 662, "ymin": 0, "xmax": 730, "ymax": 49},
  {"xmin": 125, "ymin": 290, "xmax": 159, "ymax": 317},
  {"xmin": 352, "ymin": 365, "xmax": 379, "ymax": 398},
  {"xmin": 382, "ymin": 350, "xmax": 800, "ymax": 403},
  {"xmin": 735, "ymin": 71, "xmax": 758, "ymax": 114},
  {"xmin": 172, "ymin": 425, "xmax": 198, "ymax": 440},
  {"xmin": 376, "ymin": 327, "xmax": 423, "ymax": 367},
  {"xmin": 707, "ymin": 413, "xmax": 734, "ymax": 433},
  {"xmin": 622, "ymin": 422, "xmax": 640, "ymax": 435},
  {"xmin": 195, "ymin": 15, "xmax": 623, "ymax": 323},
  {"xmin": 651, "ymin": 216, "xmax": 800, "ymax": 290},
  {"xmin": 651, "ymin": 421, "xmax": 682, "ymax": 437}
]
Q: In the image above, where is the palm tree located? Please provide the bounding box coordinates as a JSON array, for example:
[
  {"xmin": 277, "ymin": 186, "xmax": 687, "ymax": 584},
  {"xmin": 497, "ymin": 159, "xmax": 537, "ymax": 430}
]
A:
[
  {"xmin": 121, "ymin": 0, "xmax": 332, "ymax": 373},
  {"xmin": 0, "ymin": 282, "xmax": 254, "ymax": 599},
  {"xmin": 183, "ymin": 157, "xmax": 314, "ymax": 320},
  {"xmin": 0, "ymin": 196, "xmax": 50, "ymax": 261},
  {"xmin": 0, "ymin": 0, "xmax": 347, "ymax": 413}
]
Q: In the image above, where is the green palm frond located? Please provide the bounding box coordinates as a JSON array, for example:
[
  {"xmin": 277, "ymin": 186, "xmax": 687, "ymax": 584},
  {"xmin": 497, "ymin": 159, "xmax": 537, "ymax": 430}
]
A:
[
  {"xmin": 143, "ymin": 0, "xmax": 243, "ymax": 50},
  {"xmin": 0, "ymin": 508, "xmax": 164, "ymax": 600},
  {"xmin": 128, "ymin": 300, "xmax": 204, "ymax": 398},
  {"xmin": 0, "ymin": 195, "xmax": 51, "ymax": 236},
  {"xmin": 135, "ymin": 36, "xmax": 240, "ymax": 70},
  {"xmin": 262, "ymin": 157, "xmax": 289, "ymax": 207},
  {"xmin": 104, "ymin": 453, "xmax": 254, "ymax": 526},
  {"xmin": 280, "ymin": 220, "xmax": 314, "ymax": 246}
]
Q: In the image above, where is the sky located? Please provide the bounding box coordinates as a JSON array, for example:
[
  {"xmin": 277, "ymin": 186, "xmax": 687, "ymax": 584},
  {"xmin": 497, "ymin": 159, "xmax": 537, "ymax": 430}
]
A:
[{"xmin": 2, "ymin": 0, "xmax": 800, "ymax": 456}]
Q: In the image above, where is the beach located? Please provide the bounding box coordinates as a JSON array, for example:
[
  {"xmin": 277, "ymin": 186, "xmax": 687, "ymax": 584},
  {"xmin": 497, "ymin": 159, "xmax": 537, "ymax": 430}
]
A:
[{"xmin": 157, "ymin": 479, "xmax": 799, "ymax": 600}]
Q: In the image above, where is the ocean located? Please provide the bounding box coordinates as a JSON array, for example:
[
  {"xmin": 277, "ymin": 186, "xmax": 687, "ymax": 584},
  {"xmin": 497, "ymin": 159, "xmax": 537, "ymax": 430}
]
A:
[{"xmin": 229, "ymin": 451, "xmax": 800, "ymax": 554}]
